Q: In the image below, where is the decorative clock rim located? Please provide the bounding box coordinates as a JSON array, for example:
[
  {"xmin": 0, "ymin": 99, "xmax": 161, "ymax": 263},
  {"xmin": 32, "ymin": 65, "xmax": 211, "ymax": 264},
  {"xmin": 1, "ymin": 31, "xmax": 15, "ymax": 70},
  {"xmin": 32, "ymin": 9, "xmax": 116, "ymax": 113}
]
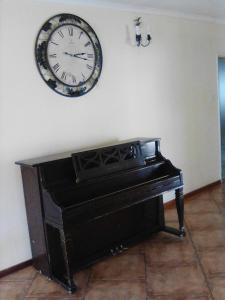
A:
[{"xmin": 35, "ymin": 13, "xmax": 103, "ymax": 98}]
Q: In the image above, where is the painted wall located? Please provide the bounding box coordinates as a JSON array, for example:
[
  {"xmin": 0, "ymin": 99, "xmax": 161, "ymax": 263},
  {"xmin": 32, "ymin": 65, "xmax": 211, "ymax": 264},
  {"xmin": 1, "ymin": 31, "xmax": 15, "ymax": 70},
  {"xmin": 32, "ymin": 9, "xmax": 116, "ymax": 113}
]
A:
[
  {"xmin": 0, "ymin": 0, "xmax": 224, "ymax": 270},
  {"xmin": 218, "ymin": 58, "xmax": 225, "ymax": 178}
]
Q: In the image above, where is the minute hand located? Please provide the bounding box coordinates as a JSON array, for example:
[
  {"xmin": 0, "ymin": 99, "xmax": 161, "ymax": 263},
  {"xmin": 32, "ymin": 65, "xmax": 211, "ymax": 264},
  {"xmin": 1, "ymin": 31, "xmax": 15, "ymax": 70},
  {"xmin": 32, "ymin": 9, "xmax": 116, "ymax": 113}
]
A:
[
  {"xmin": 72, "ymin": 54, "xmax": 88, "ymax": 60},
  {"xmin": 64, "ymin": 52, "xmax": 88, "ymax": 60}
]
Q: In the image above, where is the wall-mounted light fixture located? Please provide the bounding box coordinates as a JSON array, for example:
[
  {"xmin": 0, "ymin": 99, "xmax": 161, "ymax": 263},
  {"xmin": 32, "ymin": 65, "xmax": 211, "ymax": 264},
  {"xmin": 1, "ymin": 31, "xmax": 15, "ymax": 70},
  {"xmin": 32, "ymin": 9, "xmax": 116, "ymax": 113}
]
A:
[{"xmin": 134, "ymin": 17, "xmax": 151, "ymax": 47}]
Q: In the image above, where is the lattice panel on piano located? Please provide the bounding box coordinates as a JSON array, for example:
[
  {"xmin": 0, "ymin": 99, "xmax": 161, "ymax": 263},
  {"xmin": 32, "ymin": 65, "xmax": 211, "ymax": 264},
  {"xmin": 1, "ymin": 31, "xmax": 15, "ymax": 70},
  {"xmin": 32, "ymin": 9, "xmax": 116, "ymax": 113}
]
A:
[
  {"xmin": 120, "ymin": 145, "xmax": 137, "ymax": 161},
  {"xmin": 72, "ymin": 142, "xmax": 145, "ymax": 182},
  {"xmin": 101, "ymin": 148, "xmax": 120, "ymax": 165},
  {"xmin": 79, "ymin": 152, "xmax": 101, "ymax": 170},
  {"xmin": 78, "ymin": 145, "xmax": 139, "ymax": 170}
]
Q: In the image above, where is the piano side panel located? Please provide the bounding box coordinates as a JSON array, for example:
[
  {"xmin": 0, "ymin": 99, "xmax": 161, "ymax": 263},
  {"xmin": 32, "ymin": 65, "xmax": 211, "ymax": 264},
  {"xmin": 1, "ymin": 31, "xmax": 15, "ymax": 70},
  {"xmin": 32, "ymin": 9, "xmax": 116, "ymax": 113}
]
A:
[
  {"xmin": 39, "ymin": 158, "xmax": 76, "ymax": 189},
  {"xmin": 20, "ymin": 165, "xmax": 50, "ymax": 276},
  {"xmin": 141, "ymin": 139, "xmax": 160, "ymax": 160}
]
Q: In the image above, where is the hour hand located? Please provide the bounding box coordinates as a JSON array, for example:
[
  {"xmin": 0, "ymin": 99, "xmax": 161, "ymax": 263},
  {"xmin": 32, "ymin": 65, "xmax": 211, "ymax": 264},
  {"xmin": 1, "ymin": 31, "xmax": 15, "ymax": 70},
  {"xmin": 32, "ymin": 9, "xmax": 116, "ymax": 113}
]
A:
[
  {"xmin": 64, "ymin": 51, "xmax": 73, "ymax": 56},
  {"xmin": 72, "ymin": 54, "xmax": 88, "ymax": 60},
  {"xmin": 73, "ymin": 52, "xmax": 86, "ymax": 56},
  {"xmin": 64, "ymin": 52, "xmax": 88, "ymax": 60}
]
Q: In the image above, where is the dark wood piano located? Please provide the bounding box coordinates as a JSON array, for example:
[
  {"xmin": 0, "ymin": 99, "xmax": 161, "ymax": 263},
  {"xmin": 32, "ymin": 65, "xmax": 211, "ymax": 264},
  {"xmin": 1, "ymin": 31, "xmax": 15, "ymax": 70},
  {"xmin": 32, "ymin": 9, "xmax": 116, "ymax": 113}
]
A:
[{"xmin": 16, "ymin": 138, "xmax": 185, "ymax": 293}]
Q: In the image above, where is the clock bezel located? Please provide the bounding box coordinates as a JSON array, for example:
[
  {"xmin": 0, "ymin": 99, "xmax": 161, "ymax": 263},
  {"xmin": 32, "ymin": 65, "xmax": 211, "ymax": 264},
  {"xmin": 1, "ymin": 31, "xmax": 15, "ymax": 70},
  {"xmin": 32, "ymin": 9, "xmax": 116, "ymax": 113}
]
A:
[{"xmin": 35, "ymin": 13, "xmax": 103, "ymax": 98}]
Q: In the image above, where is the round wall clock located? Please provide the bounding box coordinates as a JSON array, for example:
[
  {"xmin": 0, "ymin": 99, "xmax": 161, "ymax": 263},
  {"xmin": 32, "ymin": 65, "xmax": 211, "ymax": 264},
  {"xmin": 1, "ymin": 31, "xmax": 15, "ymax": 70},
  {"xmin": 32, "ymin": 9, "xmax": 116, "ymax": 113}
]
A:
[{"xmin": 35, "ymin": 14, "xmax": 103, "ymax": 97}]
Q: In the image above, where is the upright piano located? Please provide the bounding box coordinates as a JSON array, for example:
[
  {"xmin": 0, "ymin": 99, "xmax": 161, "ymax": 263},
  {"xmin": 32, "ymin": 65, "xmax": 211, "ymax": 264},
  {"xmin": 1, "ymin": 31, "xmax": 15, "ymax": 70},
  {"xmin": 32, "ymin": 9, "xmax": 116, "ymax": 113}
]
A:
[{"xmin": 16, "ymin": 138, "xmax": 185, "ymax": 293}]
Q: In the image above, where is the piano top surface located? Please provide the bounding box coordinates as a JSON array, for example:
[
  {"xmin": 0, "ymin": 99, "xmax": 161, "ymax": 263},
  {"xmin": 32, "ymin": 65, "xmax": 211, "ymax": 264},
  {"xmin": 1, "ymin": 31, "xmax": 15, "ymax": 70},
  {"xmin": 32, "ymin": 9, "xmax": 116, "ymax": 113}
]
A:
[{"xmin": 15, "ymin": 138, "xmax": 160, "ymax": 167}]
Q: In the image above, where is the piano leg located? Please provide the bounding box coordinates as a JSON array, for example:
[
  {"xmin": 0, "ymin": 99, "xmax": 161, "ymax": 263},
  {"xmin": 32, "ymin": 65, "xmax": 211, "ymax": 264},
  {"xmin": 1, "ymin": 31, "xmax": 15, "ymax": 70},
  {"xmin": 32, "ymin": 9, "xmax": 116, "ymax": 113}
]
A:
[
  {"xmin": 163, "ymin": 187, "xmax": 186, "ymax": 237},
  {"xmin": 57, "ymin": 230, "xmax": 77, "ymax": 294},
  {"xmin": 175, "ymin": 187, "xmax": 185, "ymax": 237}
]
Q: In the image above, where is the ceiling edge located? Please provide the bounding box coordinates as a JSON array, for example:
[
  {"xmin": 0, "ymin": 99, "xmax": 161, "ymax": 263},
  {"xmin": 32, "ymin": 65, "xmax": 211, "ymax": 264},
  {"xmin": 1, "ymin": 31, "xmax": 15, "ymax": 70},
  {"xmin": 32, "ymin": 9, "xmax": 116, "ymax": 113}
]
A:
[{"xmin": 36, "ymin": 0, "xmax": 225, "ymax": 25}]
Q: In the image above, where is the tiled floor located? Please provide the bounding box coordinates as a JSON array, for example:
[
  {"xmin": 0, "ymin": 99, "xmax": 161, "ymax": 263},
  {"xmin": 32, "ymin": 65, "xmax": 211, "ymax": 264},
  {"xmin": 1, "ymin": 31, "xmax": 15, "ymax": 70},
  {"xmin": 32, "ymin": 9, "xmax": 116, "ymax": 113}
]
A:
[{"xmin": 1, "ymin": 183, "xmax": 225, "ymax": 299}]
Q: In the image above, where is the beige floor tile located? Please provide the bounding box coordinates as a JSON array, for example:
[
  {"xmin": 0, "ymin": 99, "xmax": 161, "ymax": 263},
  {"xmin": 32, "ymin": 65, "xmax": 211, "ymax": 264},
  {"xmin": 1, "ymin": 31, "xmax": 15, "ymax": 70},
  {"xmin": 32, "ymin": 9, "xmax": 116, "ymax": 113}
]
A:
[
  {"xmin": 0, "ymin": 281, "xmax": 31, "ymax": 300},
  {"xmin": 185, "ymin": 213, "xmax": 225, "ymax": 231},
  {"xmin": 191, "ymin": 229, "xmax": 225, "ymax": 251},
  {"xmin": 199, "ymin": 248, "xmax": 225, "ymax": 278},
  {"xmin": 185, "ymin": 198, "xmax": 219, "ymax": 215},
  {"xmin": 145, "ymin": 238, "xmax": 196, "ymax": 267},
  {"xmin": 146, "ymin": 264, "xmax": 209, "ymax": 297},
  {"xmin": 85, "ymin": 280, "xmax": 146, "ymax": 300},
  {"xmin": 164, "ymin": 208, "xmax": 178, "ymax": 222},
  {"xmin": 0, "ymin": 266, "xmax": 37, "ymax": 282},
  {"xmin": 90, "ymin": 254, "xmax": 145, "ymax": 281},
  {"xmin": 149, "ymin": 295, "xmax": 211, "ymax": 300},
  {"xmin": 210, "ymin": 277, "xmax": 225, "ymax": 300}
]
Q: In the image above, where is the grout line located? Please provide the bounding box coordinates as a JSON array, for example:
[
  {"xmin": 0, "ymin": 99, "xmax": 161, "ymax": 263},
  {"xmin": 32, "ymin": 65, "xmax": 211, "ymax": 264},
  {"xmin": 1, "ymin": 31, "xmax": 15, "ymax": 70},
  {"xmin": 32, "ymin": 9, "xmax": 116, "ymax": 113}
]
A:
[
  {"xmin": 184, "ymin": 220, "xmax": 215, "ymax": 300},
  {"xmin": 23, "ymin": 270, "xmax": 39, "ymax": 299},
  {"xmin": 210, "ymin": 188, "xmax": 225, "ymax": 217},
  {"xmin": 142, "ymin": 250, "xmax": 148, "ymax": 300}
]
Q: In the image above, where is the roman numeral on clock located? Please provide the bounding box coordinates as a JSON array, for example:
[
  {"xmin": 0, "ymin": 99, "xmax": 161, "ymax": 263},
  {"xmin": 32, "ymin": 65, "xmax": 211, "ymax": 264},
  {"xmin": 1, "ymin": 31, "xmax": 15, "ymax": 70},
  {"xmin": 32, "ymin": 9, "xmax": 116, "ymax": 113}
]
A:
[
  {"xmin": 50, "ymin": 41, "xmax": 58, "ymax": 46},
  {"xmin": 79, "ymin": 31, "xmax": 83, "ymax": 39},
  {"xmin": 68, "ymin": 27, "xmax": 73, "ymax": 36},
  {"xmin": 53, "ymin": 63, "xmax": 60, "ymax": 72},
  {"xmin": 72, "ymin": 75, "xmax": 76, "ymax": 84},
  {"xmin": 58, "ymin": 30, "xmax": 64, "ymax": 38},
  {"xmin": 49, "ymin": 54, "xmax": 57, "ymax": 58},
  {"xmin": 61, "ymin": 71, "xmax": 67, "ymax": 80},
  {"xmin": 87, "ymin": 54, "xmax": 94, "ymax": 59},
  {"xmin": 86, "ymin": 64, "xmax": 93, "ymax": 70},
  {"xmin": 84, "ymin": 41, "xmax": 91, "ymax": 47}
]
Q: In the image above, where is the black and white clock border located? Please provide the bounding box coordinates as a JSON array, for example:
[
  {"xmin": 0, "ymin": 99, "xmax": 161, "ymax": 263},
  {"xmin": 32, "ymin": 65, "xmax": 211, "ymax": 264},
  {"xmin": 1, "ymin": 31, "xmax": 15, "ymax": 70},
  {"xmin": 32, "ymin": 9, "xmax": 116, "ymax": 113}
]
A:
[{"xmin": 35, "ymin": 14, "xmax": 103, "ymax": 97}]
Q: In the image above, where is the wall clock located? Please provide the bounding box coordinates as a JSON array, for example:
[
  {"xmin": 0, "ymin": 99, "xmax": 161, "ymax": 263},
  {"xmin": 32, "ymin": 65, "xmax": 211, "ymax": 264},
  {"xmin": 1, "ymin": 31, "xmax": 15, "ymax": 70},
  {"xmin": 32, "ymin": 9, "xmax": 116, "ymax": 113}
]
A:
[{"xmin": 35, "ymin": 14, "xmax": 103, "ymax": 97}]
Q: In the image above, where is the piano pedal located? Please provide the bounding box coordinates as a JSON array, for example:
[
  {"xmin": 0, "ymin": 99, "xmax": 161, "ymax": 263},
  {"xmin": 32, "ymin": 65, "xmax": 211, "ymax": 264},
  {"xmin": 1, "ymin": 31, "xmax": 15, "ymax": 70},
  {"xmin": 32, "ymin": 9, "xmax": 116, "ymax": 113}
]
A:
[
  {"xmin": 115, "ymin": 246, "xmax": 122, "ymax": 254},
  {"xmin": 121, "ymin": 245, "xmax": 128, "ymax": 251},
  {"xmin": 110, "ymin": 249, "xmax": 117, "ymax": 256},
  {"xmin": 110, "ymin": 244, "xmax": 127, "ymax": 256},
  {"xmin": 118, "ymin": 244, "xmax": 127, "ymax": 253}
]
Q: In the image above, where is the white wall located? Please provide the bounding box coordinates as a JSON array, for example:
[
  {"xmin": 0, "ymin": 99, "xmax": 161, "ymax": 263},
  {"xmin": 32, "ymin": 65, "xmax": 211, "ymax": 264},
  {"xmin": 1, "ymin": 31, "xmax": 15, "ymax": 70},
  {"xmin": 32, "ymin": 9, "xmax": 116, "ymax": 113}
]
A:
[{"xmin": 0, "ymin": 0, "xmax": 224, "ymax": 270}]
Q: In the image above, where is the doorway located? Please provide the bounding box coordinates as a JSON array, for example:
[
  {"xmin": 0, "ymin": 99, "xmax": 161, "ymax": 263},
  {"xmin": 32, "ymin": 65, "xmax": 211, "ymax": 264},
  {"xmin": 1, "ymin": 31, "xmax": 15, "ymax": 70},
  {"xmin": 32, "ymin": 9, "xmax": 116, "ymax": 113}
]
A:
[{"xmin": 218, "ymin": 57, "xmax": 225, "ymax": 179}]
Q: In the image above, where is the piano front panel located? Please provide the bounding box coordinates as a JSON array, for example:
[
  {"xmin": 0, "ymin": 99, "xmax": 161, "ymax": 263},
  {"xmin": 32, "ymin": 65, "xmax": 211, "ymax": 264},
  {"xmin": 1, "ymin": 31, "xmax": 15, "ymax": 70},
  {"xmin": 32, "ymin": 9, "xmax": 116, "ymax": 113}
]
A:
[
  {"xmin": 60, "ymin": 174, "xmax": 181, "ymax": 227},
  {"xmin": 45, "ymin": 196, "xmax": 163, "ymax": 270}
]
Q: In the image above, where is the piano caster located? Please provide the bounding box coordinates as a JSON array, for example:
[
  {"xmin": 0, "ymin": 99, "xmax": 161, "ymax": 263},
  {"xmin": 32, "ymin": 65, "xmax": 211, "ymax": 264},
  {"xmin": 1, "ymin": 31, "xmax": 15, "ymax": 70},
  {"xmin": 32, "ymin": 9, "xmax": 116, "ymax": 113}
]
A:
[
  {"xmin": 179, "ymin": 227, "xmax": 186, "ymax": 238},
  {"xmin": 66, "ymin": 282, "xmax": 77, "ymax": 294},
  {"xmin": 163, "ymin": 226, "xmax": 186, "ymax": 238}
]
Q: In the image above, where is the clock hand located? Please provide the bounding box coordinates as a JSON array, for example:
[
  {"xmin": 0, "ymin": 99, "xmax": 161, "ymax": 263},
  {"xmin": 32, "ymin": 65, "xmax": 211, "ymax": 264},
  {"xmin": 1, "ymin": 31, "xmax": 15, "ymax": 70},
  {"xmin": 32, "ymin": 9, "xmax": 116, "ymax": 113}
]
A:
[
  {"xmin": 64, "ymin": 52, "xmax": 88, "ymax": 60},
  {"xmin": 72, "ymin": 54, "xmax": 88, "ymax": 60},
  {"xmin": 64, "ymin": 52, "xmax": 73, "ymax": 57}
]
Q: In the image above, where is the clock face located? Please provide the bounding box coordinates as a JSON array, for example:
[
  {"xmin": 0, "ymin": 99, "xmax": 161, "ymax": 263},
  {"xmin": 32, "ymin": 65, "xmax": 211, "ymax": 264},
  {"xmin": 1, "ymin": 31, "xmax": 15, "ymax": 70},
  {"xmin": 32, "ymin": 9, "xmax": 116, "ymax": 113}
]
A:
[{"xmin": 35, "ymin": 14, "xmax": 102, "ymax": 97}]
